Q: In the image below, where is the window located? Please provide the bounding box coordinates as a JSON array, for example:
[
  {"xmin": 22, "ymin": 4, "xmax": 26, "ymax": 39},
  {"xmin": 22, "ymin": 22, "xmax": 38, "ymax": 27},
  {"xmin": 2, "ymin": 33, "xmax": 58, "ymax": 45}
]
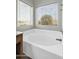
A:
[
  {"xmin": 36, "ymin": 3, "xmax": 58, "ymax": 26},
  {"xmin": 17, "ymin": 1, "xmax": 33, "ymax": 27}
]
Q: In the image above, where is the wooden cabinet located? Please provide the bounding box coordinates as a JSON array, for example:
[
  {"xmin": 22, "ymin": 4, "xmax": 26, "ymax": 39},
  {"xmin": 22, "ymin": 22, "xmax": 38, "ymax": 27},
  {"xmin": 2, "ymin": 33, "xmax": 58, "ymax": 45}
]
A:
[{"xmin": 16, "ymin": 33, "xmax": 23, "ymax": 55}]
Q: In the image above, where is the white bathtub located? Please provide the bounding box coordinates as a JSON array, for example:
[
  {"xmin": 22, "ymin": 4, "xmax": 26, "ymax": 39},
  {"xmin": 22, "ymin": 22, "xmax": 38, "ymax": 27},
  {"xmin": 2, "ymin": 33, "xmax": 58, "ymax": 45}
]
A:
[{"xmin": 23, "ymin": 29, "xmax": 63, "ymax": 59}]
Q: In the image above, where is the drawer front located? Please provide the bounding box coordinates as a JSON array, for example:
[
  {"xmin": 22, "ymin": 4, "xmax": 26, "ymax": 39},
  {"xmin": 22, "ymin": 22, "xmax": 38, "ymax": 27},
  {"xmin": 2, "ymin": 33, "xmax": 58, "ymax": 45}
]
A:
[{"xmin": 16, "ymin": 34, "xmax": 22, "ymax": 44}]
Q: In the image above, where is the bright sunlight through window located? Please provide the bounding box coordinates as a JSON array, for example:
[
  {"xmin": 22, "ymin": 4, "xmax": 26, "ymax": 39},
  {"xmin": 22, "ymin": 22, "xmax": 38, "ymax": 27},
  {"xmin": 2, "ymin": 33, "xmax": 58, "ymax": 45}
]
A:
[
  {"xmin": 36, "ymin": 3, "xmax": 58, "ymax": 26},
  {"xmin": 17, "ymin": 1, "xmax": 33, "ymax": 27}
]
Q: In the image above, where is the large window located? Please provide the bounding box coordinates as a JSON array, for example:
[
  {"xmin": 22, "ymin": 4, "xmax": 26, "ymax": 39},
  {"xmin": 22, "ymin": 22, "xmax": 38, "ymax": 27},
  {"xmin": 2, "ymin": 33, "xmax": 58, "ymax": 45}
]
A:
[
  {"xmin": 17, "ymin": 1, "xmax": 33, "ymax": 27},
  {"xmin": 36, "ymin": 3, "xmax": 58, "ymax": 26}
]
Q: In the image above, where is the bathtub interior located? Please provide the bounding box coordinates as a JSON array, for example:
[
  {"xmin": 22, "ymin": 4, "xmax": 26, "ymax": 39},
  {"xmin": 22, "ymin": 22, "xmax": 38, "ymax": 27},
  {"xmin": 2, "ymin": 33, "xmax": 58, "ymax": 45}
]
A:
[
  {"xmin": 23, "ymin": 29, "xmax": 63, "ymax": 45},
  {"xmin": 23, "ymin": 29, "xmax": 62, "ymax": 40}
]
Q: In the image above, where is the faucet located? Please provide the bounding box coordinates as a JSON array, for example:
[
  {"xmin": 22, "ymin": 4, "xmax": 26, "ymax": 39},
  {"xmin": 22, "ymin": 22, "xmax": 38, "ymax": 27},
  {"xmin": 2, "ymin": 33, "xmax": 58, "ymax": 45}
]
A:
[{"xmin": 56, "ymin": 38, "xmax": 62, "ymax": 42}]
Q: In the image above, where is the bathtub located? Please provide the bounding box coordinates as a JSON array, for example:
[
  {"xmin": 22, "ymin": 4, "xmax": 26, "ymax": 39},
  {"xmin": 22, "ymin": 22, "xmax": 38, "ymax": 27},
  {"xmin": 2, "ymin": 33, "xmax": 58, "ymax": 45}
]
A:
[{"xmin": 23, "ymin": 29, "xmax": 63, "ymax": 59}]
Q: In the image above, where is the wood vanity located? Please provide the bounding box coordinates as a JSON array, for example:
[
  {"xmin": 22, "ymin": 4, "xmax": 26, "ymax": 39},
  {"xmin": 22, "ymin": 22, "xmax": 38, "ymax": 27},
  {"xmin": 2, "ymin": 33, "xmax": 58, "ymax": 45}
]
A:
[
  {"xmin": 16, "ymin": 31, "xmax": 32, "ymax": 59},
  {"xmin": 16, "ymin": 31, "xmax": 23, "ymax": 55}
]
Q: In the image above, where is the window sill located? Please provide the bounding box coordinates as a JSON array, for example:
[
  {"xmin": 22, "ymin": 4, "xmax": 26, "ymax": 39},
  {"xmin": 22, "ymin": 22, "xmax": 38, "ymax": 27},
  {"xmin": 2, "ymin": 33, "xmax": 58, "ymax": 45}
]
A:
[{"xmin": 16, "ymin": 25, "xmax": 33, "ymax": 31}]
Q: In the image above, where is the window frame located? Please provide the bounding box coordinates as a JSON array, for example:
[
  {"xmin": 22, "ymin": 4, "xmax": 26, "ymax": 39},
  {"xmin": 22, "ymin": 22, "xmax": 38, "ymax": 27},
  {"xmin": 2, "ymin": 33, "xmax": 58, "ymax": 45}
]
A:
[{"xmin": 17, "ymin": 0, "xmax": 33, "ymax": 28}]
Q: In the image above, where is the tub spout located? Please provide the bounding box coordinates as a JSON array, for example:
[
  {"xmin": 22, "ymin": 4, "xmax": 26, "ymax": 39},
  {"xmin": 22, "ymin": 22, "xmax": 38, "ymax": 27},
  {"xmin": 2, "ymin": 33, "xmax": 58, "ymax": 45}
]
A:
[{"xmin": 56, "ymin": 39, "xmax": 62, "ymax": 41}]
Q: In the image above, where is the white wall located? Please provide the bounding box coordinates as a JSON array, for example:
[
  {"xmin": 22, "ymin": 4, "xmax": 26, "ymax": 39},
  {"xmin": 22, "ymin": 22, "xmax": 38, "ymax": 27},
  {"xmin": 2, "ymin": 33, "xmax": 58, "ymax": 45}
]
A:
[
  {"xmin": 20, "ymin": 0, "xmax": 34, "ymax": 7},
  {"xmin": 34, "ymin": 0, "xmax": 58, "ymax": 7},
  {"xmin": 34, "ymin": 0, "xmax": 62, "ymax": 31}
]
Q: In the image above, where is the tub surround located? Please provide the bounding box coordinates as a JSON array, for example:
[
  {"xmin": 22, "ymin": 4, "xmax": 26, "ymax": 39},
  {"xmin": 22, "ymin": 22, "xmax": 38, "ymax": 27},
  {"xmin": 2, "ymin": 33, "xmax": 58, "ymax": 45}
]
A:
[{"xmin": 23, "ymin": 29, "xmax": 63, "ymax": 59}]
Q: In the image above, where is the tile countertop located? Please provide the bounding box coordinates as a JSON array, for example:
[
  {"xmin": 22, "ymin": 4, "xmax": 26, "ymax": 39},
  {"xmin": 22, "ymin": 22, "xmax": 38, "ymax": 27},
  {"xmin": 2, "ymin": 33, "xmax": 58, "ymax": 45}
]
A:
[{"xmin": 16, "ymin": 31, "xmax": 23, "ymax": 35}]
